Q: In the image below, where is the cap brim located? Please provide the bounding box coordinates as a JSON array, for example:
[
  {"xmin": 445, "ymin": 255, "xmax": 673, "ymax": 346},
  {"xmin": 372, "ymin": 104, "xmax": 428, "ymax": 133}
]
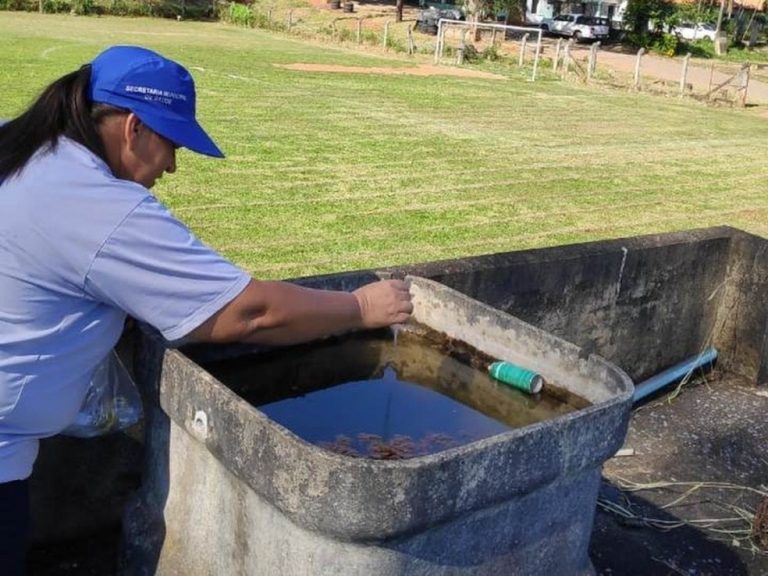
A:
[{"xmin": 138, "ymin": 110, "xmax": 225, "ymax": 159}]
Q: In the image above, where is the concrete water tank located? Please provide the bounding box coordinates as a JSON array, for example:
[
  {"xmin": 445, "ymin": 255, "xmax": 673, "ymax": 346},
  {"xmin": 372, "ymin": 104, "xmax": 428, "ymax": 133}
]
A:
[{"xmin": 121, "ymin": 276, "xmax": 633, "ymax": 575}]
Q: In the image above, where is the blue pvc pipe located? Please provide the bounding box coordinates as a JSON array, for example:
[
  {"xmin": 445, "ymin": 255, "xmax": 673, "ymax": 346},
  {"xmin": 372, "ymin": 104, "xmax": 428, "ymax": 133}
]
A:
[{"xmin": 633, "ymin": 347, "xmax": 718, "ymax": 403}]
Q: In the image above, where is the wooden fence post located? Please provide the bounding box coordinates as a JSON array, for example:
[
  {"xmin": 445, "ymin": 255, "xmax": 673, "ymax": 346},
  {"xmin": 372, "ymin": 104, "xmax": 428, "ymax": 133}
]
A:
[
  {"xmin": 738, "ymin": 63, "xmax": 751, "ymax": 107},
  {"xmin": 679, "ymin": 52, "xmax": 692, "ymax": 97},
  {"xmin": 553, "ymin": 38, "xmax": 562, "ymax": 72},
  {"xmin": 519, "ymin": 33, "xmax": 529, "ymax": 67},
  {"xmin": 287, "ymin": 10, "xmax": 293, "ymax": 32},
  {"xmin": 407, "ymin": 27, "xmax": 414, "ymax": 55},
  {"xmin": 587, "ymin": 41, "xmax": 600, "ymax": 80},
  {"xmin": 562, "ymin": 40, "xmax": 573, "ymax": 79},
  {"xmin": 383, "ymin": 19, "xmax": 392, "ymax": 49},
  {"xmin": 457, "ymin": 32, "xmax": 466, "ymax": 64},
  {"xmin": 633, "ymin": 47, "xmax": 645, "ymax": 90},
  {"xmin": 357, "ymin": 17, "xmax": 363, "ymax": 43}
]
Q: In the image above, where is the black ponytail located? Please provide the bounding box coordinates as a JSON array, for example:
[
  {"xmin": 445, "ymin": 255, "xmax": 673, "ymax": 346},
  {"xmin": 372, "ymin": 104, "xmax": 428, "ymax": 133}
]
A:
[{"xmin": 0, "ymin": 65, "xmax": 120, "ymax": 181}]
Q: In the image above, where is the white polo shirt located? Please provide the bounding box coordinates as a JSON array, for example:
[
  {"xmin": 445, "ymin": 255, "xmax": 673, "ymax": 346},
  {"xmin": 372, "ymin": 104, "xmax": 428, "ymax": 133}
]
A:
[{"xmin": 0, "ymin": 137, "xmax": 251, "ymax": 482}]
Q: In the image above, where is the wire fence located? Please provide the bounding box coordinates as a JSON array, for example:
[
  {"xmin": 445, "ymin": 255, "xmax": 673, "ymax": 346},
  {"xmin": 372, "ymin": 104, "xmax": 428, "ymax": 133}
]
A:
[{"xmin": 548, "ymin": 39, "xmax": 756, "ymax": 106}]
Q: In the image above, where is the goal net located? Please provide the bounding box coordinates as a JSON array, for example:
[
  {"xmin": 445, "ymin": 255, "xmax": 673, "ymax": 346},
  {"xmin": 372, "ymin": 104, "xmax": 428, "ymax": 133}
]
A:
[{"xmin": 433, "ymin": 19, "xmax": 544, "ymax": 81}]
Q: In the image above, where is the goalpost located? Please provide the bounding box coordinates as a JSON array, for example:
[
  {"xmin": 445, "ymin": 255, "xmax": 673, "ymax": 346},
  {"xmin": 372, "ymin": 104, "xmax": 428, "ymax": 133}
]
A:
[{"xmin": 433, "ymin": 19, "xmax": 544, "ymax": 82}]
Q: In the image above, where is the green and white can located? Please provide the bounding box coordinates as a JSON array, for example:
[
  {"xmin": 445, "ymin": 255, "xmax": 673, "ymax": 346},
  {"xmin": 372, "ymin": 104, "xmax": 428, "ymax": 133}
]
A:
[{"xmin": 488, "ymin": 361, "xmax": 544, "ymax": 394}]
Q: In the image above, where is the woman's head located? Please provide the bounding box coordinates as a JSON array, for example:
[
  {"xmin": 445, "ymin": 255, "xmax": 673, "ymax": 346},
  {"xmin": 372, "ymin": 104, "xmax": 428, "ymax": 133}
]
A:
[
  {"xmin": 97, "ymin": 110, "xmax": 179, "ymax": 189},
  {"xmin": 0, "ymin": 45, "xmax": 222, "ymax": 186},
  {"xmin": 89, "ymin": 46, "xmax": 223, "ymax": 159}
]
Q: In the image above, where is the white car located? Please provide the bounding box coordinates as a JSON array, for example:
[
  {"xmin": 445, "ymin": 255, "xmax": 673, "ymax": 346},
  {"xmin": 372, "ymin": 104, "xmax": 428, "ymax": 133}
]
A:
[
  {"xmin": 541, "ymin": 14, "xmax": 610, "ymax": 41},
  {"xmin": 671, "ymin": 22, "xmax": 717, "ymax": 41}
]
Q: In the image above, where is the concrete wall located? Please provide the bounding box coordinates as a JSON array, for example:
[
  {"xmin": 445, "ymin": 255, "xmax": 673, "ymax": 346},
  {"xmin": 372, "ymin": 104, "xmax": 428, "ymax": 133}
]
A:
[
  {"xmin": 381, "ymin": 227, "xmax": 766, "ymax": 384},
  {"xmin": 712, "ymin": 231, "xmax": 768, "ymax": 384}
]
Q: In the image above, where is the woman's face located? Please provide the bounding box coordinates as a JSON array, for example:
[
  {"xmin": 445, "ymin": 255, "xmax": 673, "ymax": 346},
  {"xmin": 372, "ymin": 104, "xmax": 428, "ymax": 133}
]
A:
[
  {"xmin": 123, "ymin": 122, "xmax": 178, "ymax": 189},
  {"xmin": 99, "ymin": 113, "xmax": 178, "ymax": 189}
]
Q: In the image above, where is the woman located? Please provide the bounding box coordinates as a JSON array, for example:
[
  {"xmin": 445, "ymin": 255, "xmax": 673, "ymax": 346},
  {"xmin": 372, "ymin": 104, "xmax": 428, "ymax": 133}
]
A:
[{"xmin": 0, "ymin": 45, "xmax": 412, "ymax": 574}]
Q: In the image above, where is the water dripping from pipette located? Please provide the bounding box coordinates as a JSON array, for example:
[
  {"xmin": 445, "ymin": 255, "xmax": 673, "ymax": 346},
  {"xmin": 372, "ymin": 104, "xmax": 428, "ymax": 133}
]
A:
[{"xmin": 391, "ymin": 324, "xmax": 402, "ymax": 348}]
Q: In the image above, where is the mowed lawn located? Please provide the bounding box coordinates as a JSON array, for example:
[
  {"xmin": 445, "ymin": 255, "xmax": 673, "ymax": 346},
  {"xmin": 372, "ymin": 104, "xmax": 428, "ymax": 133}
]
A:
[{"xmin": 2, "ymin": 12, "xmax": 767, "ymax": 279}]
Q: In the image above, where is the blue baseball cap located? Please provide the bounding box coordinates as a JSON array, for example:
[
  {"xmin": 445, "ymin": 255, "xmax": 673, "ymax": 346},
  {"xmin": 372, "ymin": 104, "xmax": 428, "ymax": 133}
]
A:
[{"xmin": 88, "ymin": 45, "xmax": 224, "ymax": 158}]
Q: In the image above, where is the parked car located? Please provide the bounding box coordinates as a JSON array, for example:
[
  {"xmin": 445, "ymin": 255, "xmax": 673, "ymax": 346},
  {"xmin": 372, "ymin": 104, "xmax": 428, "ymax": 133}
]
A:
[
  {"xmin": 541, "ymin": 14, "xmax": 610, "ymax": 41},
  {"xmin": 670, "ymin": 22, "xmax": 717, "ymax": 41}
]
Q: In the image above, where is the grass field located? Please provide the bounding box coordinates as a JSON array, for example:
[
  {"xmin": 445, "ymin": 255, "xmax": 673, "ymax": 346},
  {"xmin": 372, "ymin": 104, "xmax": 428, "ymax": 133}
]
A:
[{"xmin": 2, "ymin": 11, "xmax": 768, "ymax": 279}]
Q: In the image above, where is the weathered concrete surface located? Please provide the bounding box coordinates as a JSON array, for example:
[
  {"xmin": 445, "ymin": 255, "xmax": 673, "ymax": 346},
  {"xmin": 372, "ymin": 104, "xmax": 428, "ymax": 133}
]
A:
[
  {"xmin": 120, "ymin": 277, "xmax": 633, "ymax": 575},
  {"xmin": 133, "ymin": 416, "xmax": 604, "ymax": 576},
  {"xmin": 713, "ymin": 232, "xmax": 768, "ymax": 385},
  {"xmin": 591, "ymin": 373, "xmax": 768, "ymax": 575}
]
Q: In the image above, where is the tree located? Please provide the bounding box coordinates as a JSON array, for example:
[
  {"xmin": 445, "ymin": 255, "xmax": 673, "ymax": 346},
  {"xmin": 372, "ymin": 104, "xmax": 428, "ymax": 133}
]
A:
[
  {"xmin": 494, "ymin": 0, "xmax": 526, "ymax": 25},
  {"xmin": 624, "ymin": 0, "xmax": 674, "ymax": 34}
]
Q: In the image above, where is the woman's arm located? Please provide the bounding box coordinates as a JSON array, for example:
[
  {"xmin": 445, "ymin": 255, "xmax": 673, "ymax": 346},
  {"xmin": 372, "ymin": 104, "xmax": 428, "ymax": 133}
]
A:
[{"xmin": 187, "ymin": 278, "xmax": 412, "ymax": 345}]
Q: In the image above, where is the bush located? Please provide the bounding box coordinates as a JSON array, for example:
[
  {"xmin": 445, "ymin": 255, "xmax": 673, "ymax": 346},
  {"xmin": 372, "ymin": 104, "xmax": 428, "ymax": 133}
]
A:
[
  {"xmin": 461, "ymin": 43, "xmax": 480, "ymax": 61},
  {"xmin": 385, "ymin": 36, "xmax": 406, "ymax": 52},
  {"xmin": 226, "ymin": 1, "xmax": 253, "ymax": 25},
  {"xmin": 0, "ymin": 0, "xmax": 36, "ymax": 10},
  {"xmin": 650, "ymin": 31, "xmax": 678, "ymax": 56},
  {"xmin": 71, "ymin": 0, "xmax": 94, "ymax": 14},
  {"xmin": 481, "ymin": 43, "xmax": 500, "ymax": 61},
  {"xmin": 626, "ymin": 30, "xmax": 683, "ymax": 56},
  {"xmin": 336, "ymin": 26, "xmax": 354, "ymax": 42},
  {"xmin": 1, "ymin": 0, "xmax": 212, "ymax": 18},
  {"xmin": 362, "ymin": 29, "xmax": 378, "ymax": 45},
  {"xmin": 42, "ymin": 0, "xmax": 71, "ymax": 11},
  {"xmin": 685, "ymin": 38, "xmax": 716, "ymax": 58}
]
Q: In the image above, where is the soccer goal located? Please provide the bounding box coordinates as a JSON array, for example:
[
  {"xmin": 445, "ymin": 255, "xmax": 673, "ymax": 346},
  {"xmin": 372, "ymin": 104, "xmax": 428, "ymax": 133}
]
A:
[{"xmin": 433, "ymin": 19, "xmax": 544, "ymax": 81}]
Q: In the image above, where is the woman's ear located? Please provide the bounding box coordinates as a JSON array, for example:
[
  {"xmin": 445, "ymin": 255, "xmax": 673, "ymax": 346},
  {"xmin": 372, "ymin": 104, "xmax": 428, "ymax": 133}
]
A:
[{"xmin": 123, "ymin": 113, "xmax": 145, "ymax": 149}]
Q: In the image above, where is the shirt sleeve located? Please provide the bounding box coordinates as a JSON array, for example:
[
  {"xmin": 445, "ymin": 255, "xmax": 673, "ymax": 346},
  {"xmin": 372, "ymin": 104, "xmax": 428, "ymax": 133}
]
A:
[{"xmin": 83, "ymin": 196, "xmax": 251, "ymax": 342}]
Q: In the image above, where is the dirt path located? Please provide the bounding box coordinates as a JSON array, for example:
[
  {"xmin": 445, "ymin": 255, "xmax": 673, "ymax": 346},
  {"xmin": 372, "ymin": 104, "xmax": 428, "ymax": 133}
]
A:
[{"xmin": 277, "ymin": 63, "xmax": 506, "ymax": 79}]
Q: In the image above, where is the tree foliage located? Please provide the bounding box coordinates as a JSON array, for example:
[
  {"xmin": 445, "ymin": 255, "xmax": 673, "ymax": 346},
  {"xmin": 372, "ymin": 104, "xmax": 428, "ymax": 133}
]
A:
[
  {"xmin": 624, "ymin": 0, "xmax": 674, "ymax": 33},
  {"xmin": 460, "ymin": 0, "xmax": 524, "ymax": 24},
  {"xmin": 491, "ymin": 0, "xmax": 525, "ymax": 24}
]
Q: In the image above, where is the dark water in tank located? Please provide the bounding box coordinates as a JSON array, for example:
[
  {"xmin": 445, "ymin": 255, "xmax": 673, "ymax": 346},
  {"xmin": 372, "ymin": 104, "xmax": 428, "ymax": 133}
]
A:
[{"xmin": 201, "ymin": 326, "xmax": 588, "ymax": 459}]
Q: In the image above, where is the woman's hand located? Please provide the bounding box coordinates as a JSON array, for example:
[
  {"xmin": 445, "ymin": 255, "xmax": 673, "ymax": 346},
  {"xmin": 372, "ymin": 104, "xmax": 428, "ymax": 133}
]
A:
[
  {"xmin": 189, "ymin": 278, "xmax": 413, "ymax": 345},
  {"xmin": 353, "ymin": 279, "xmax": 413, "ymax": 328}
]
